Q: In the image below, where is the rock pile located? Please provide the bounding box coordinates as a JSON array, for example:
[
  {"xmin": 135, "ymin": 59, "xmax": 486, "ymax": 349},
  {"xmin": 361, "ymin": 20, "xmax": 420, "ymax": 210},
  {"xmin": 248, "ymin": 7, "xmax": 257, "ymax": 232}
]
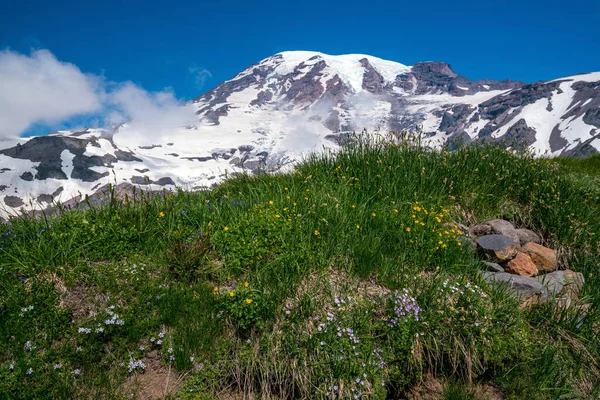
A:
[{"xmin": 469, "ymin": 219, "xmax": 584, "ymax": 307}]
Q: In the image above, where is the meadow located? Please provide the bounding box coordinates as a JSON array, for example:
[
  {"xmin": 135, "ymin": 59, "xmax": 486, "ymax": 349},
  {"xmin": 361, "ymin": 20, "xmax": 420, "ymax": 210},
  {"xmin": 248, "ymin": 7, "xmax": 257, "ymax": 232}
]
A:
[{"xmin": 1, "ymin": 134, "xmax": 599, "ymax": 399}]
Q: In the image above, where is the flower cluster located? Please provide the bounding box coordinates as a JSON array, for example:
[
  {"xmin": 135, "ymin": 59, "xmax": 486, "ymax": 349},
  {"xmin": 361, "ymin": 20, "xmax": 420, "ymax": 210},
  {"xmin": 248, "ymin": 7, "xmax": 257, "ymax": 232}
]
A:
[
  {"xmin": 19, "ymin": 305, "xmax": 34, "ymax": 317},
  {"xmin": 127, "ymin": 358, "xmax": 146, "ymax": 373},
  {"xmin": 385, "ymin": 289, "xmax": 421, "ymax": 328}
]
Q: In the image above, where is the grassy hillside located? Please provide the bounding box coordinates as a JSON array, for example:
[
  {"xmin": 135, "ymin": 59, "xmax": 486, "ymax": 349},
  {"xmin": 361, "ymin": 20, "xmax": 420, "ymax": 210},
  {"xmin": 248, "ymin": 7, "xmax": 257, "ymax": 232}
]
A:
[{"xmin": 1, "ymin": 135, "xmax": 599, "ymax": 399}]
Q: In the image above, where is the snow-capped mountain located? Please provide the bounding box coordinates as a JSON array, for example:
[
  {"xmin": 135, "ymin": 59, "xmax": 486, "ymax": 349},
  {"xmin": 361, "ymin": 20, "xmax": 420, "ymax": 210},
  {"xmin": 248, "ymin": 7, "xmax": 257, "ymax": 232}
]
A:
[{"xmin": 1, "ymin": 51, "xmax": 599, "ymax": 217}]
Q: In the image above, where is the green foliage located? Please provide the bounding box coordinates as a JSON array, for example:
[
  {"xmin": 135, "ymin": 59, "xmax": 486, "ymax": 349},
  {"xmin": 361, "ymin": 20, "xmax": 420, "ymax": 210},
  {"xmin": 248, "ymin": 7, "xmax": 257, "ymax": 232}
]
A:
[
  {"xmin": 216, "ymin": 282, "xmax": 270, "ymax": 331},
  {"xmin": 1, "ymin": 135, "xmax": 600, "ymax": 398}
]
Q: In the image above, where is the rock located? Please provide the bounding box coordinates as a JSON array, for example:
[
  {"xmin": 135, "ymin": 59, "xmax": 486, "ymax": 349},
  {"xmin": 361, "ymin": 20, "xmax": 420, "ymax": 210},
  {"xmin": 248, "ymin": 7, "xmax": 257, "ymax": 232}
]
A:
[
  {"xmin": 484, "ymin": 219, "xmax": 520, "ymax": 243},
  {"xmin": 476, "ymin": 234, "xmax": 519, "ymax": 263},
  {"xmin": 480, "ymin": 271, "xmax": 546, "ymax": 299},
  {"xmin": 469, "ymin": 223, "xmax": 492, "ymax": 238},
  {"xmin": 515, "ymin": 228, "xmax": 541, "ymax": 246},
  {"xmin": 482, "ymin": 261, "xmax": 504, "ymax": 273},
  {"xmin": 505, "ymin": 252, "xmax": 538, "ymax": 277},
  {"xmin": 538, "ymin": 270, "xmax": 585, "ymax": 300},
  {"xmin": 522, "ymin": 242, "xmax": 558, "ymax": 273}
]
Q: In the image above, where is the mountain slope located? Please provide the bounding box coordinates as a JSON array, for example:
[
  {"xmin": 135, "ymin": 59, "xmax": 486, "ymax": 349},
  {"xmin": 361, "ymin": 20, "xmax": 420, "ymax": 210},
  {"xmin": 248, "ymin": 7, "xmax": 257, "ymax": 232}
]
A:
[{"xmin": 1, "ymin": 51, "xmax": 599, "ymax": 216}]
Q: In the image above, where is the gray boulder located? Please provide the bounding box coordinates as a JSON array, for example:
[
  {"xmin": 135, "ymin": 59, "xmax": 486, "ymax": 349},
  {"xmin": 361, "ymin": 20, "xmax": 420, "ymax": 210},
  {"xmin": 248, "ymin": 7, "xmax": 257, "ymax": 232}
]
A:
[
  {"xmin": 515, "ymin": 228, "xmax": 541, "ymax": 246},
  {"xmin": 484, "ymin": 219, "xmax": 520, "ymax": 243},
  {"xmin": 482, "ymin": 261, "xmax": 504, "ymax": 273},
  {"xmin": 536, "ymin": 270, "xmax": 584, "ymax": 299},
  {"xmin": 476, "ymin": 234, "xmax": 519, "ymax": 262},
  {"xmin": 481, "ymin": 271, "xmax": 546, "ymax": 299}
]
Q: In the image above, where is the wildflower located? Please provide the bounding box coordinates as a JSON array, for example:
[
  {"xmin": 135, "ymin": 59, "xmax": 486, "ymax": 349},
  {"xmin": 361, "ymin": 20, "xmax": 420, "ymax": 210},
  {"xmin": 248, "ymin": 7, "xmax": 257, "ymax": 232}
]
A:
[
  {"xmin": 190, "ymin": 356, "xmax": 194, "ymax": 362},
  {"xmin": 140, "ymin": 345, "xmax": 145, "ymax": 351},
  {"xmin": 168, "ymin": 347, "xmax": 174, "ymax": 354},
  {"xmin": 243, "ymin": 281, "xmax": 249, "ymax": 287},
  {"xmin": 275, "ymin": 214, "xmax": 280, "ymax": 218},
  {"xmin": 213, "ymin": 287, "xmax": 219, "ymax": 293},
  {"xmin": 245, "ymin": 298, "xmax": 253, "ymax": 304},
  {"xmin": 223, "ymin": 226, "xmax": 229, "ymax": 231},
  {"xmin": 406, "ymin": 227, "xmax": 411, "ymax": 232},
  {"xmin": 394, "ymin": 209, "xmax": 398, "ymax": 213},
  {"xmin": 26, "ymin": 368, "xmax": 33, "ymax": 375},
  {"xmin": 156, "ymin": 340, "xmax": 163, "ymax": 345},
  {"xmin": 72, "ymin": 369, "xmax": 81, "ymax": 375},
  {"xmin": 352, "ymin": 204, "xmax": 356, "ymax": 208},
  {"xmin": 9, "ymin": 363, "xmax": 14, "ymax": 371},
  {"xmin": 229, "ymin": 291, "xmax": 235, "ymax": 297},
  {"xmin": 269, "ymin": 200, "xmax": 274, "ymax": 205},
  {"xmin": 372, "ymin": 212, "xmax": 376, "ymax": 217},
  {"xmin": 53, "ymin": 363, "xmax": 62, "ymax": 370},
  {"xmin": 356, "ymin": 225, "xmax": 360, "ymax": 229},
  {"xmin": 159, "ymin": 212, "xmax": 165, "ymax": 218},
  {"xmin": 314, "ymin": 230, "xmax": 320, "ymax": 236}
]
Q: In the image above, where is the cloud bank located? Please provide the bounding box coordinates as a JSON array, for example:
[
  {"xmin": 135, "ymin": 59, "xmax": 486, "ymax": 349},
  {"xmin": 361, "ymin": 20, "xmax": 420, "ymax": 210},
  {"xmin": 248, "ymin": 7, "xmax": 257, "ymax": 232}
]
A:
[
  {"xmin": 0, "ymin": 49, "xmax": 102, "ymax": 139},
  {"xmin": 0, "ymin": 49, "xmax": 201, "ymax": 141}
]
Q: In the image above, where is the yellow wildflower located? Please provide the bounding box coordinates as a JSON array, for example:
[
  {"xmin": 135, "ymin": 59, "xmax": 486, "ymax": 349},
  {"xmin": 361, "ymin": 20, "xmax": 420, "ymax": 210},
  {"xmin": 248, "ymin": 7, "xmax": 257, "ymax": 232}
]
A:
[
  {"xmin": 394, "ymin": 209, "xmax": 398, "ymax": 213},
  {"xmin": 245, "ymin": 298, "xmax": 253, "ymax": 304},
  {"xmin": 356, "ymin": 225, "xmax": 360, "ymax": 229},
  {"xmin": 275, "ymin": 214, "xmax": 281, "ymax": 218},
  {"xmin": 269, "ymin": 200, "xmax": 274, "ymax": 205},
  {"xmin": 229, "ymin": 291, "xmax": 235, "ymax": 297},
  {"xmin": 314, "ymin": 230, "xmax": 320, "ymax": 236},
  {"xmin": 224, "ymin": 226, "xmax": 229, "ymax": 231},
  {"xmin": 244, "ymin": 281, "xmax": 249, "ymax": 287},
  {"xmin": 372, "ymin": 212, "xmax": 376, "ymax": 217},
  {"xmin": 406, "ymin": 227, "xmax": 411, "ymax": 232},
  {"xmin": 352, "ymin": 204, "xmax": 356, "ymax": 208},
  {"xmin": 213, "ymin": 287, "xmax": 218, "ymax": 293},
  {"xmin": 159, "ymin": 211, "xmax": 165, "ymax": 217}
]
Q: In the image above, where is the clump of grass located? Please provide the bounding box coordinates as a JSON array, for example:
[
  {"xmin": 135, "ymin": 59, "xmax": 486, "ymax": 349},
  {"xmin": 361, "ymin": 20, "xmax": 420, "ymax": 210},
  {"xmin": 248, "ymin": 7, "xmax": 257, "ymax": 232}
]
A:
[{"xmin": 1, "ymin": 133, "xmax": 600, "ymax": 399}]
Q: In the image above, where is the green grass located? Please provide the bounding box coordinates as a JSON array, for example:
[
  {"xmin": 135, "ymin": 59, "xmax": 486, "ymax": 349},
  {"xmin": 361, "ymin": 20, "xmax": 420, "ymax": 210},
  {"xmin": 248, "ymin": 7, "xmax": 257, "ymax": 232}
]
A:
[{"xmin": 1, "ymin": 134, "xmax": 600, "ymax": 399}]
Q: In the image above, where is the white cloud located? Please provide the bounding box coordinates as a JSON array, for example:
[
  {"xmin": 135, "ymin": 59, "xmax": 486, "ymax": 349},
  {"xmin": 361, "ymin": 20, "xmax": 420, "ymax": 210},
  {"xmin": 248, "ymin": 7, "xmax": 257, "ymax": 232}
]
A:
[
  {"xmin": 107, "ymin": 82, "xmax": 196, "ymax": 143},
  {"xmin": 0, "ymin": 49, "xmax": 198, "ymax": 142},
  {"xmin": 0, "ymin": 49, "xmax": 102, "ymax": 139}
]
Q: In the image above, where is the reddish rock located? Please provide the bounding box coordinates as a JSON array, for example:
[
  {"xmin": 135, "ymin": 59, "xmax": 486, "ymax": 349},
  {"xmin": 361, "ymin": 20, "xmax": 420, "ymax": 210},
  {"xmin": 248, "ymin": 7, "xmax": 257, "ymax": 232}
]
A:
[
  {"xmin": 505, "ymin": 252, "xmax": 539, "ymax": 277},
  {"xmin": 522, "ymin": 242, "xmax": 557, "ymax": 273}
]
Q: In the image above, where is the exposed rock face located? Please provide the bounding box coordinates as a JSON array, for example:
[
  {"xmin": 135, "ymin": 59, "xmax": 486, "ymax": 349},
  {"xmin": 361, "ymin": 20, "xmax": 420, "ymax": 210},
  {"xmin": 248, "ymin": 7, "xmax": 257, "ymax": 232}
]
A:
[{"xmin": 4, "ymin": 196, "xmax": 24, "ymax": 208}]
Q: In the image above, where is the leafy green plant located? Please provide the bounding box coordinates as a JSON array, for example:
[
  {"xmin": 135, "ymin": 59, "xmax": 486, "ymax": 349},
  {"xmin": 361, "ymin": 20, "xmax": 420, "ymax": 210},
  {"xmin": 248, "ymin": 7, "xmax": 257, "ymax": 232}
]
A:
[{"xmin": 216, "ymin": 282, "xmax": 270, "ymax": 331}]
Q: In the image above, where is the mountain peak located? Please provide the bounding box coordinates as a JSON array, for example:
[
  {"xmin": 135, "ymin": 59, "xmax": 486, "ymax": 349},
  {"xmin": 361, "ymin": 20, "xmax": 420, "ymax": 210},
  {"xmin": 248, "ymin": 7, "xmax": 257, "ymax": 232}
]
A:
[{"xmin": 0, "ymin": 52, "xmax": 598, "ymax": 218}]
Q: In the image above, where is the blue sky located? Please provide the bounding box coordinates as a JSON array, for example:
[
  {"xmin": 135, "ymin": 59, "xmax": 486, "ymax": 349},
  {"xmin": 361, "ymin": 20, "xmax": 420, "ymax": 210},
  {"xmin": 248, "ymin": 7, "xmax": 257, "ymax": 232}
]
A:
[{"xmin": 0, "ymin": 0, "xmax": 598, "ymax": 137}]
